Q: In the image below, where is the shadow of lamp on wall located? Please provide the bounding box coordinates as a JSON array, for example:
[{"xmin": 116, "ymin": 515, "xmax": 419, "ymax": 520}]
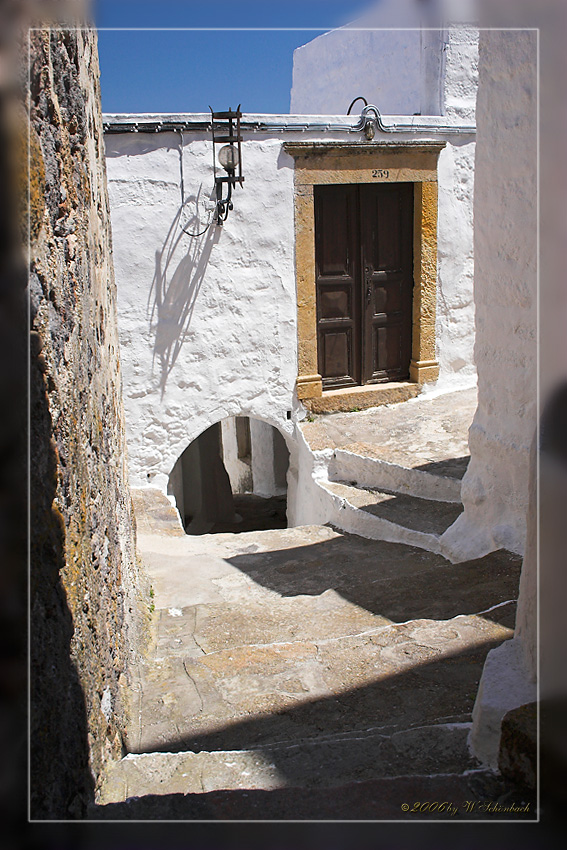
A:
[
  {"xmin": 149, "ymin": 107, "xmax": 245, "ymax": 392},
  {"xmin": 210, "ymin": 105, "xmax": 244, "ymax": 225}
]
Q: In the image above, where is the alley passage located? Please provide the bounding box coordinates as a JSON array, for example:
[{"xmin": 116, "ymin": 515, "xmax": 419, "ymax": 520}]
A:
[{"xmin": 96, "ymin": 487, "xmax": 528, "ymax": 819}]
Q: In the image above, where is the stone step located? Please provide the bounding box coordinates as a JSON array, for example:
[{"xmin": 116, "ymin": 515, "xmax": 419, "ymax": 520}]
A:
[
  {"xmin": 91, "ymin": 767, "xmax": 536, "ymax": 820},
  {"xmin": 98, "ymin": 721, "xmax": 478, "ymax": 804},
  {"xmin": 131, "ymin": 488, "xmax": 186, "ymax": 536},
  {"xmin": 126, "ymin": 521, "xmax": 519, "ymax": 756},
  {"xmin": 319, "ymin": 480, "xmax": 463, "ymax": 552},
  {"xmin": 326, "ymin": 481, "xmax": 464, "ymax": 535},
  {"xmin": 329, "ymin": 449, "xmax": 465, "ymax": 503}
]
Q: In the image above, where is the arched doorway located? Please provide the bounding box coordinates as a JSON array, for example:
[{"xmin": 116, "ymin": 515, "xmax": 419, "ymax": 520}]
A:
[{"xmin": 167, "ymin": 417, "xmax": 290, "ymax": 535}]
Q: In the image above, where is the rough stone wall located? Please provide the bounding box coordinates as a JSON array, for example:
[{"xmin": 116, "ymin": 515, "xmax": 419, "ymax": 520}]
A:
[
  {"xmin": 440, "ymin": 30, "xmax": 537, "ymax": 561},
  {"xmin": 29, "ymin": 28, "xmax": 148, "ymax": 818}
]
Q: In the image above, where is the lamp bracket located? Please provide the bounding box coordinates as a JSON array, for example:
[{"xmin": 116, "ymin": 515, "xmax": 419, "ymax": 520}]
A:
[{"xmin": 210, "ymin": 105, "xmax": 244, "ymax": 224}]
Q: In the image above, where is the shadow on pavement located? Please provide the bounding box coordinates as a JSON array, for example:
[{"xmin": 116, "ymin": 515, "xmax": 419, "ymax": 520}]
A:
[
  {"xmin": 93, "ymin": 637, "xmax": 537, "ymax": 821},
  {"xmin": 225, "ymin": 533, "xmax": 521, "ymax": 628}
]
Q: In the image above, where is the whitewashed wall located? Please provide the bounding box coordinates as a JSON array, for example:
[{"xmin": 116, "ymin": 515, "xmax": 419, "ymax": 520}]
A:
[
  {"xmin": 442, "ymin": 25, "xmax": 479, "ymax": 121},
  {"xmin": 290, "ymin": 2, "xmax": 423, "ymax": 117},
  {"xmin": 463, "ymin": 28, "xmax": 538, "ymax": 767},
  {"xmin": 290, "ymin": 2, "xmax": 478, "ymax": 120},
  {"xmin": 105, "ymin": 129, "xmax": 298, "ymax": 492},
  {"xmin": 105, "ymin": 118, "xmax": 476, "ymax": 498},
  {"xmin": 291, "ymin": 17, "xmax": 478, "ymax": 391},
  {"xmin": 435, "ymin": 139, "xmax": 476, "ymax": 388},
  {"xmin": 441, "ymin": 30, "xmax": 537, "ymax": 561}
]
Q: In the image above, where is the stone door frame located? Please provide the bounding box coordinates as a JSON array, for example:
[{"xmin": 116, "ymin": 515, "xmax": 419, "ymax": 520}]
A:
[{"xmin": 284, "ymin": 141, "xmax": 445, "ymax": 412}]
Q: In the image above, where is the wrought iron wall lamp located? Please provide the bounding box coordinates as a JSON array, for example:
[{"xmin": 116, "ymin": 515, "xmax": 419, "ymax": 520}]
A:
[{"xmin": 210, "ymin": 106, "xmax": 244, "ymax": 225}]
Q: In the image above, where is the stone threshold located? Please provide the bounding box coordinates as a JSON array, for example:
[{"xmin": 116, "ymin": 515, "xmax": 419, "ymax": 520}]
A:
[{"xmin": 302, "ymin": 381, "xmax": 420, "ymax": 414}]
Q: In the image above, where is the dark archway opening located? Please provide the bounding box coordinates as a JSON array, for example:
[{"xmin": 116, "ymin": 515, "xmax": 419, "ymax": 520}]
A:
[{"xmin": 167, "ymin": 417, "xmax": 289, "ymax": 535}]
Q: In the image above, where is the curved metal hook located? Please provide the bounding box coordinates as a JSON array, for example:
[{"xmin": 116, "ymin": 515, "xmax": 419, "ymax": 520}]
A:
[
  {"xmin": 351, "ymin": 104, "xmax": 391, "ymax": 134},
  {"xmin": 347, "ymin": 96, "xmax": 368, "ymax": 115}
]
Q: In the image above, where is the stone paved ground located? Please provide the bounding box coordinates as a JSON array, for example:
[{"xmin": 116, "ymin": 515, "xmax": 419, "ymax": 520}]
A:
[
  {"xmin": 123, "ymin": 521, "xmax": 520, "ymax": 758},
  {"xmin": 95, "ymin": 488, "xmax": 534, "ymax": 819},
  {"xmin": 301, "ymin": 386, "xmax": 477, "ymax": 476}
]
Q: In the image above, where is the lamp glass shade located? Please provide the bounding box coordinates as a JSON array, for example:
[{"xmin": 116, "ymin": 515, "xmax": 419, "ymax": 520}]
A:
[{"xmin": 218, "ymin": 144, "xmax": 239, "ymax": 171}]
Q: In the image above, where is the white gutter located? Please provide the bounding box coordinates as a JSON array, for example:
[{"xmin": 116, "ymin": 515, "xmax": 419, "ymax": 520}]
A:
[{"xmin": 102, "ymin": 109, "xmax": 475, "ymax": 137}]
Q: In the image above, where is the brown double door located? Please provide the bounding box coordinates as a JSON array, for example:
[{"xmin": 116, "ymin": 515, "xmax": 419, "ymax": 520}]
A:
[{"xmin": 314, "ymin": 182, "xmax": 414, "ymax": 389}]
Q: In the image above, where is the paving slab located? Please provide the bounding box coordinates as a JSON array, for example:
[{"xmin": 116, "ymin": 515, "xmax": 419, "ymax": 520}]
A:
[{"xmin": 301, "ymin": 386, "xmax": 477, "ymax": 473}]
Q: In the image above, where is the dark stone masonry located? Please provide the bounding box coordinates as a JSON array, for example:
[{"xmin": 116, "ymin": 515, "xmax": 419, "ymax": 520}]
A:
[{"xmin": 29, "ymin": 27, "xmax": 148, "ymax": 818}]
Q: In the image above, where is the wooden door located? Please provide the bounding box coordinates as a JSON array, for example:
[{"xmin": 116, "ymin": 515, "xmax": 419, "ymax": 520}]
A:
[
  {"xmin": 360, "ymin": 183, "xmax": 414, "ymax": 383},
  {"xmin": 315, "ymin": 183, "xmax": 414, "ymax": 389},
  {"xmin": 314, "ymin": 184, "xmax": 361, "ymax": 388}
]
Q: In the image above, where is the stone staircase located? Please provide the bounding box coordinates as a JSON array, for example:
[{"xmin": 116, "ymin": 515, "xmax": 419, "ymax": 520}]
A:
[
  {"xmin": 313, "ymin": 447, "xmax": 466, "ymax": 554},
  {"xmin": 87, "ymin": 391, "xmax": 539, "ymax": 820},
  {"xmin": 91, "ymin": 769, "xmax": 534, "ymax": 820},
  {"xmin": 98, "ymin": 720, "xmax": 479, "ymax": 800},
  {"xmin": 91, "ymin": 492, "xmax": 531, "ymax": 820},
  {"xmin": 296, "ymin": 386, "xmax": 478, "ymax": 556}
]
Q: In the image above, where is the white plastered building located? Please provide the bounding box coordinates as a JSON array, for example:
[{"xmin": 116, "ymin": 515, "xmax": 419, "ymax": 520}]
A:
[
  {"xmin": 103, "ymin": 11, "xmax": 479, "ymax": 540},
  {"xmin": 103, "ymin": 3, "xmax": 542, "ymax": 779}
]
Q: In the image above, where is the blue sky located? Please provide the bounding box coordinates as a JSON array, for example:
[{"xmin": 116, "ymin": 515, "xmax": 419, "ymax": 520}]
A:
[{"xmin": 94, "ymin": 0, "xmax": 380, "ymax": 114}]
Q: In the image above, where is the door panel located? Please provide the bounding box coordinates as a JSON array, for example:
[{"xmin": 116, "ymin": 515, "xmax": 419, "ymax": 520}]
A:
[
  {"xmin": 315, "ymin": 183, "xmax": 413, "ymax": 389},
  {"xmin": 365, "ymin": 187, "xmax": 403, "ymax": 271},
  {"xmin": 321, "ymin": 329, "xmax": 353, "ymax": 379},
  {"xmin": 319, "ymin": 285, "xmax": 352, "ymax": 320},
  {"xmin": 361, "ymin": 183, "xmax": 414, "ymax": 383},
  {"xmin": 317, "ymin": 193, "xmax": 355, "ymax": 276},
  {"xmin": 315, "ymin": 185, "xmax": 360, "ymax": 388},
  {"xmin": 373, "ymin": 280, "xmax": 403, "ymax": 314},
  {"xmin": 375, "ymin": 323, "xmax": 404, "ymax": 373}
]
